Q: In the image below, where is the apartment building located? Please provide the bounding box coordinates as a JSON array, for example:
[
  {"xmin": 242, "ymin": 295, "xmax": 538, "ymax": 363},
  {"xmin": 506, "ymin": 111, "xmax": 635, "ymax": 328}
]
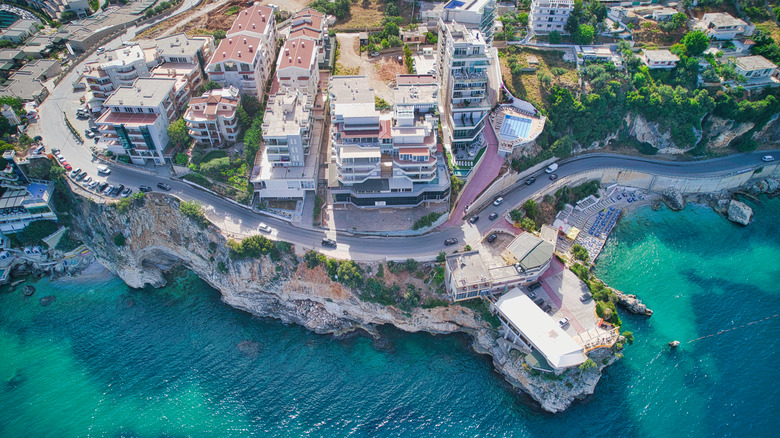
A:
[
  {"xmin": 289, "ymin": 8, "xmax": 330, "ymax": 65},
  {"xmin": 437, "ymin": 20, "xmax": 492, "ymax": 160},
  {"xmin": 328, "ymin": 76, "xmax": 449, "ymax": 207},
  {"xmin": 95, "ymin": 78, "xmax": 177, "ymax": 165},
  {"xmin": 83, "ymin": 44, "xmax": 159, "ymax": 104},
  {"xmin": 276, "ymin": 37, "xmax": 318, "ymax": 96},
  {"xmin": 440, "ymin": 0, "xmax": 496, "ymax": 44},
  {"xmin": 0, "ymin": 150, "xmax": 57, "ymax": 234},
  {"xmin": 184, "ymin": 86, "xmax": 240, "ymax": 147},
  {"xmin": 0, "ymin": 18, "xmax": 39, "ymax": 44},
  {"xmin": 529, "ymin": 0, "xmax": 574, "ymax": 35},
  {"xmin": 206, "ymin": 4, "xmax": 278, "ymax": 98},
  {"xmin": 24, "ymin": 0, "xmax": 90, "ymax": 18},
  {"xmin": 729, "ymin": 55, "xmax": 780, "ymax": 88},
  {"xmin": 149, "ymin": 33, "xmax": 213, "ymax": 99},
  {"xmin": 251, "ymin": 90, "xmax": 316, "ymax": 203}
]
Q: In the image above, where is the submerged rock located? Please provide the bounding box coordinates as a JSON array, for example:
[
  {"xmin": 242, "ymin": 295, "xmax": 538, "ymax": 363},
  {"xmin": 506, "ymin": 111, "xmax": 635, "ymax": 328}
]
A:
[
  {"xmin": 662, "ymin": 187, "xmax": 685, "ymax": 211},
  {"xmin": 22, "ymin": 285, "xmax": 35, "ymax": 296},
  {"xmin": 39, "ymin": 295, "xmax": 56, "ymax": 307},
  {"xmin": 237, "ymin": 340, "xmax": 261, "ymax": 357},
  {"xmin": 727, "ymin": 200, "xmax": 753, "ymax": 226}
]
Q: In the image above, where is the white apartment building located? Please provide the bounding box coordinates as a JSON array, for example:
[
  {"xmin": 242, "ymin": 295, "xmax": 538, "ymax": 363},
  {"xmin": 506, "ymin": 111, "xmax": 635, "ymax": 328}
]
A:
[
  {"xmin": 184, "ymin": 87, "xmax": 240, "ymax": 147},
  {"xmin": 437, "ymin": 20, "xmax": 492, "ymax": 159},
  {"xmin": 0, "ymin": 150, "xmax": 57, "ymax": 234},
  {"xmin": 251, "ymin": 90, "xmax": 316, "ymax": 203},
  {"xmin": 276, "ymin": 37, "xmax": 318, "ymax": 96},
  {"xmin": 441, "ymin": 0, "xmax": 497, "ymax": 44},
  {"xmin": 95, "ymin": 78, "xmax": 177, "ymax": 166},
  {"xmin": 84, "ymin": 44, "xmax": 159, "ymax": 104},
  {"xmin": 25, "ymin": 0, "xmax": 90, "ymax": 18},
  {"xmin": 529, "ymin": 0, "xmax": 574, "ymax": 35},
  {"xmin": 328, "ymin": 76, "xmax": 449, "ymax": 207},
  {"xmin": 729, "ymin": 55, "xmax": 780, "ymax": 88},
  {"xmin": 206, "ymin": 4, "xmax": 278, "ymax": 98}
]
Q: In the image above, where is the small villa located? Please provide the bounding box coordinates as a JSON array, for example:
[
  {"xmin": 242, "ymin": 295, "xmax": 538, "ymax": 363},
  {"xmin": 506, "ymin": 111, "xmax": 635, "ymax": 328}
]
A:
[
  {"xmin": 728, "ymin": 55, "xmax": 780, "ymax": 89},
  {"xmin": 641, "ymin": 49, "xmax": 679, "ymax": 70},
  {"xmin": 695, "ymin": 12, "xmax": 750, "ymax": 40}
]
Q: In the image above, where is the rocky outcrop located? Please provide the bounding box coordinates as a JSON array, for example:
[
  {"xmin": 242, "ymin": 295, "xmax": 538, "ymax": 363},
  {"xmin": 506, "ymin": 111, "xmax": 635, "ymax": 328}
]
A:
[
  {"xmin": 727, "ymin": 200, "xmax": 753, "ymax": 226},
  {"xmin": 662, "ymin": 187, "xmax": 686, "ymax": 211},
  {"xmin": 747, "ymin": 178, "xmax": 779, "ymax": 196},
  {"xmin": 69, "ymin": 193, "xmax": 616, "ymax": 413},
  {"xmin": 613, "ymin": 290, "xmax": 653, "ymax": 316},
  {"xmin": 701, "ymin": 116, "xmax": 754, "ymax": 150},
  {"xmin": 753, "ymin": 114, "xmax": 780, "ymax": 146}
]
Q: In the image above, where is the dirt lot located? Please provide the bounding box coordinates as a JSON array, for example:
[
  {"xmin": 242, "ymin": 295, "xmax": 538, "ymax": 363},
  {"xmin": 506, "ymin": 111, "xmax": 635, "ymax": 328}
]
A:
[
  {"xmin": 334, "ymin": 33, "xmax": 398, "ymax": 104},
  {"xmin": 177, "ymin": 0, "xmax": 247, "ymax": 35},
  {"xmin": 332, "ymin": 0, "xmax": 415, "ymax": 31}
]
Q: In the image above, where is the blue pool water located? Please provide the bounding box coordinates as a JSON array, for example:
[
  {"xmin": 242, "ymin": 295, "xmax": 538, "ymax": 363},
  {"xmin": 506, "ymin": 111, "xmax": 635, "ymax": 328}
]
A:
[
  {"xmin": 445, "ymin": 0, "xmax": 465, "ymax": 9},
  {"xmin": 499, "ymin": 114, "xmax": 532, "ymax": 141}
]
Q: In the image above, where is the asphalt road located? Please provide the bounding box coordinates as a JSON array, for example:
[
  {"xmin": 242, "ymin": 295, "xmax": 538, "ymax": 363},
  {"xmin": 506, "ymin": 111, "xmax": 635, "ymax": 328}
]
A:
[{"xmin": 30, "ymin": 9, "xmax": 780, "ymax": 262}]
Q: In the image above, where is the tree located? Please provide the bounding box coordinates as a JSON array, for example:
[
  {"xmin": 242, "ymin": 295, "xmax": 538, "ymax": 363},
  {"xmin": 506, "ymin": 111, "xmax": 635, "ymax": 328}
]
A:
[
  {"xmin": 518, "ymin": 12, "xmax": 529, "ymax": 27},
  {"xmin": 509, "ymin": 208, "xmax": 524, "ymax": 222},
  {"xmin": 203, "ymin": 80, "xmax": 221, "ymax": 91},
  {"xmin": 587, "ymin": 0, "xmax": 607, "ymax": 23},
  {"xmin": 113, "ymin": 233, "xmax": 126, "ymax": 247},
  {"xmin": 180, "ymin": 201, "xmax": 209, "ymax": 228},
  {"xmin": 548, "ymin": 31, "xmax": 562, "ymax": 44},
  {"xmin": 680, "ymin": 30, "xmax": 709, "ymax": 57},
  {"xmin": 523, "ymin": 199, "xmax": 539, "ymax": 221},
  {"xmin": 60, "ymin": 10, "xmax": 78, "ymax": 23},
  {"xmin": 20, "ymin": 220, "xmax": 59, "ymax": 246},
  {"xmin": 384, "ymin": 21, "xmax": 399, "ymax": 38},
  {"xmin": 168, "ymin": 118, "xmax": 189, "ymax": 149},
  {"xmin": 403, "ymin": 44, "xmax": 414, "ymax": 74},
  {"xmin": 240, "ymin": 95, "xmax": 261, "ymax": 117},
  {"xmin": 436, "ymin": 251, "xmax": 446, "ymax": 263},
  {"xmin": 425, "ymin": 31, "xmax": 438, "ymax": 44},
  {"xmin": 572, "ymin": 244, "xmax": 589, "ymax": 262},
  {"xmin": 174, "ymin": 153, "xmax": 188, "ymax": 166},
  {"xmin": 576, "ymin": 24, "xmax": 595, "ymax": 44}
]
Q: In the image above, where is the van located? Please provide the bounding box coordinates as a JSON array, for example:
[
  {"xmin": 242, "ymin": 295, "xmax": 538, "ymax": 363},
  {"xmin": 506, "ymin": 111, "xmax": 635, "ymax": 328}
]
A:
[
  {"xmin": 545, "ymin": 163, "xmax": 558, "ymax": 174},
  {"xmin": 97, "ymin": 165, "xmax": 111, "ymax": 175}
]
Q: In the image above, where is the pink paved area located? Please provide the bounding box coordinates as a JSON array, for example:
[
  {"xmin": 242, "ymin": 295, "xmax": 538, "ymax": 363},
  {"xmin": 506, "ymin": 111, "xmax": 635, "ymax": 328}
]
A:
[
  {"xmin": 491, "ymin": 218, "xmax": 522, "ymax": 235},
  {"xmin": 540, "ymin": 258, "xmax": 585, "ymax": 333},
  {"xmin": 443, "ymin": 122, "xmax": 504, "ymax": 228}
]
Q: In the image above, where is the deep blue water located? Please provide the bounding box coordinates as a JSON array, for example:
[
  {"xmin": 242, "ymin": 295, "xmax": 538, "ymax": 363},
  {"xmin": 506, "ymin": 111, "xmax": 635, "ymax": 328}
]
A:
[{"xmin": 1, "ymin": 198, "xmax": 779, "ymax": 437}]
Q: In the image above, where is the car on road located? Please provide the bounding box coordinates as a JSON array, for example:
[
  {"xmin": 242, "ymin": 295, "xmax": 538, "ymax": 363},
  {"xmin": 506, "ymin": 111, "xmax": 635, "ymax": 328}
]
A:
[
  {"xmin": 321, "ymin": 238, "xmax": 337, "ymax": 248},
  {"xmin": 762, "ymin": 155, "xmax": 775, "ymax": 162},
  {"xmin": 157, "ymin": 182, "xmax": 171, "ymax": 191},
  {"xmin": 558, "ymin": 317, "xmax": 570, "ymax": 327},
  {"xmin": 96, "ymin": 46, "xmax": 105, "ymax": 54},
  {"xmin": 444, "ymin": 238, "xmax": 458, "ymax": 246},
  {"xmin": 85, "ymin": 129, "xmax": 95, "ymax": 138},
  {"xmin": 139, "ymin": 185, "xmax": 152, "ymax": 193},
  {"xmin": 258, "ymin": 223, "xmax": 272, "ymax": 233},
  {"xmin": 97, "ymin": 165, "xmax": 111, "ymax": 175},
  {"xmin": 528, "ymin": 281, "xmax": 542, "ymax": 291},
  {"xmin": 468, "ymin": 215, "xmax": 479, "ymax": 224},
  {"xmin": 369, "ymin": 52, "xmax": 379, "ymax": 57},
  {"xmin": 493, "ymin": 197, "xmax": 503, "ymax": 206},
  {"xmin": 549, "ymin": 173, "xmax": 558, "ymax": 181},
  {"xmin": 62, "ymin": 161, "xmax": 72, "ymax": 171},
  {"xmin": 120, "ymin": 188, "xmax": 132, "ymax": 198},
  {"xmin": 545, "ymin": 163, "xmax": 558, "ymax": 174},
  {"xmin": 487, "ymin": 233, "xmax": 497, "ymax": 243},
  {"xmin": 489, "ymin": 212, "xmax": 498, "ymax": 220},
  {"xmin": 525, "ymin": 176, "xmax": 536, "ymax": 185}
]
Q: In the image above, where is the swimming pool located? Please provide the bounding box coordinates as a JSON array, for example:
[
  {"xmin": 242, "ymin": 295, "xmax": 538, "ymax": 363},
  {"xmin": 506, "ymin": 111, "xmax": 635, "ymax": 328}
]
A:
[
  {"xmin": 498, "ymin": 114, "xmax": 532, "ymax": 141},
  {"xmin": 445, "ymin": 0, "xmax": 465, "ymax": 9}
]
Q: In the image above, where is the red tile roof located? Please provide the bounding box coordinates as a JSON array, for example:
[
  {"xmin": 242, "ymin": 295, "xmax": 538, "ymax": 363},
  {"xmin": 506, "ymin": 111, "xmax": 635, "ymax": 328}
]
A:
[
  {"xmin": 210, "ymin": 35, "xmax": 261, "ymax": 66},
  {"xmin": 278, "ymin": 37, "xmax": 316, "ymax": 70},
  {"xmin": 295, "ymin": 8, "xmax": 325, "ymax": 19},
  {"xmin": 290, "ymin": 28, "xmax": 321, "ymax": 40},
  {"xmin": 228, "ymin": 4, "xmax": 274, "ymax": 36}
]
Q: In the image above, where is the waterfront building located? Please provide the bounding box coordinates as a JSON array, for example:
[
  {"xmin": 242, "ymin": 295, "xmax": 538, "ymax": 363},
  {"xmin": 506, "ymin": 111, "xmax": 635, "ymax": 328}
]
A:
[
  {"xmin": 184, "ymin": 87, "xmax": 241, "ymax": 148},
  {"xmin": 95, "ymin": 78, "xmax": 177, "ymax": 165},
  {"xmin": 206, "ymin": 4, "xmax": 278, "ymax": 98},
  {"xmin": 83, "ymin": 44, "xmax": 159, "ymax": 106},
  {"xmin": 328, "ymin": 75, "xmax": 449, "ymax": 207},
  {"xmin": 0, "ymin": 150, "xmax": 57, "ymax": 234},
  {"xmin": 529, "ymin": 0, "xmax": 574, "ymax": 35}
]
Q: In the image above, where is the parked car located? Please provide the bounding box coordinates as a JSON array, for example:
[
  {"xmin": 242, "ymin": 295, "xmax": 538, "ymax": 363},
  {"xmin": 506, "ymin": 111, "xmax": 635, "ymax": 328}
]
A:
[
  {"xmin": 487, "ymin": 233, "xmax": 497, "ymax": 243},
  {"xmin": 82, "ymin": 176, "xmax": 92, "ymax": 185},
  {"xmin": 533, "ymin": 297, "xmax": 544, "ymax": 307},
  {"xmin": 549, "ymin": 173, "xmax": 558, "ymax": 181},
  {"xmin": 580, "ymin": 294, "xmax": 591, "ymax": 303},
  {"xmin": 488, "ymin": 212, "xmax": 498, "ymax": 220},
  {"xmin": 96, "ymin": 46, "xmax": 105, "ymax": 54},
  {"xmin": 526, "ymin": 291, "xmax": 537, "ymax": 300},
  {"xmin": 493, "ymin": 197, "xmax": 503, "ymax": 206},
  {"xmin": 157, "ymin": 182, "xmax": 171, "ymax": 191},
  {"xmin": 110, "ymin": 185, "xmax": 121, "ymax": 196},
  {"xmin": 762, "ymin": 155, "xmax": 775, "ymax": 162},
  {"xmin": 321, "ymin": 238, "xmax": 337, "ymax": 248},
  {"xmin": 50, "ymin": 148, "xmax": 60, "ymax": 154},
  {"xmin": 96, "ymin": 182, "xmax": 107, "ymax": 192},
  {"xmin": 525, "ymin": 176, "xmax": 536, "ymax": 185},
  {"xmin": 97, "ymin": 165, "xmax": 111, "ymax": 175},
  {"xmin": 62, "ymin": 161, "xmax": 72, "ymax": 171},
  {"xmin": 85, "ymin": 130, "xmax": 95, "ymax": 138},
  {"xmin": 258, "ymin": 223, "xmax": 272, "ymax": 233},
  {"xmin": 120, "ymin": 188, "xmax": 132, "ymax": 198},
  {"xmin": 55, "ymin": 154, "xmax": 65, "ymax": 163},
  {"xmin": 558, "ymin": 317, "xmax": 570, "ymax": 327},
  {"xmin": 468, "ymin": 215, "xmax": 480, "ymax": 224},
  {"xmin": 139, "ymin": 185, "xmax": 152, "ymax": 193},
  {"xmin": 70, "ymin": 168, "xmax": 82, "ymax": 177},
  {"xmin": 542, "ymin": 304, "xmax": 552, "ymax": 313},
  {"xmin": 369, "ymin": 51, "xmax": 379, "ymax": 57},
  {"xmin": 103, "ymin": 185, "xmax": 114, "ymax": 195},
  {"xmin": 528, "ymin": 281, "xmax": 542, "ymax": 291},
  {"xmin": 76, "ymin": 170, "xmax": 87, "ymax": 180},
  {"xmin": 33, "ymin": 145, "xmax": 45, "ymax": 155},
  {"xmin": 444, "ymin": 238, "xmax": 458, "ymax": 246}
]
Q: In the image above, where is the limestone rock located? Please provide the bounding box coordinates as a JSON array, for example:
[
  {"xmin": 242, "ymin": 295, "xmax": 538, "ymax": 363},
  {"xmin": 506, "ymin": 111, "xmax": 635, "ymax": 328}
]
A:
[
  {"xmin": 662, "ymin": 187, "xmax": 685, "ymax": 211},
  {"xmin": 727, "ymin": 200, "xmax": 753, "ymax": 226},
  {"xmin": 766, "ymin": 178, "xmax": 779, "ymax": 193},
  {"xmin": 613, "ymin": 289, "xmax": 653, "ymax": 316}
]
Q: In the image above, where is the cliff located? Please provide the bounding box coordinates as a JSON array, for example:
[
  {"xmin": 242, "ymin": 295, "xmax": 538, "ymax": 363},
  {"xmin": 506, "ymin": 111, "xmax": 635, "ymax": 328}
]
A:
[{"xmin": 70, "ymin": 193, "xmax": 617, "ymax": 413}]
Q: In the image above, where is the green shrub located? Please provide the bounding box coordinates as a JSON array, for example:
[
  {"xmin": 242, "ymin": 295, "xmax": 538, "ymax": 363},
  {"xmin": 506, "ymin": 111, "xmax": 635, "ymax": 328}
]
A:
[
  {"xmin": 570, "ymin": 263, "xmax": 590, "ymax": 282},
  {"xmin": 304, "ymin": 250, "xmax": 327, "ymax": 268},
  {"xmin": 459, "ymin": 299, "xmax": 501, "ymax": 329},
  {"xmin": 436, "ymin": 251, "xmax": 446, "ymax": 263},
  {"xmin": 622, "ymin": 331, "xmax": 634, "ymax": 345},
  {"xmin": 412, "ymin": 212, "xmax": 443, "ymax": 230},
  {"xmin": 179, "ymin": 201, "xmax": 209, "ymax": 228},
  {"xmin": 572, "ymin": 244, "xmax": 589, "ymax": 262},
  {"xmin": 113, "ymin": 233, "xmax": 126, "ymax": 247},
  {"xmin": 19, "ymin": 220, "xmax": 58, "ymax": 247},
  {"xmin": 227, "ymin": 235, "xmax": 275, "ymax": 259},
  {"xmin": 404, "ymin": 258, "xmax": 419, "ymax": 272},
  {"xmin": 578, "ymin": 358, "xmax": 597, "ymax": 371},
  {"xmin": 360, "ymin": 278, "xmax": 398, "ymax": 306},
  {"xmin": 422, "ymin": 298, "xmax": 449, "ymax": 308}
]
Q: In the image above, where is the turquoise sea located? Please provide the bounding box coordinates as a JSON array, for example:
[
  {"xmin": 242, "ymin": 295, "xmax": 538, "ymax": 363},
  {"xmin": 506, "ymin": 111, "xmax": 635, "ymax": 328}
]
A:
[{"xmin": 1, "ymin": 198, "xmax": 779, "ymax": 437}]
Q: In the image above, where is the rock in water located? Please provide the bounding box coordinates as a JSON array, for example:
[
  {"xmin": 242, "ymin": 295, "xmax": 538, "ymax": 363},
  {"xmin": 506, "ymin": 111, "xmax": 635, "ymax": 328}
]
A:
[
  {"xmin": 727, "ymin": 200, "xmax": 753, "ymax": 226},
  {"xmin": 39, "ymin": 295, "xmax": 56, "ymax": 307},
  {"xmin": 23, "ymin": 285, "xmax": 35, "ymax": 296},
  {"xmin": 662, "ymin": 187, "xmax": 685, "ymax": 211}
]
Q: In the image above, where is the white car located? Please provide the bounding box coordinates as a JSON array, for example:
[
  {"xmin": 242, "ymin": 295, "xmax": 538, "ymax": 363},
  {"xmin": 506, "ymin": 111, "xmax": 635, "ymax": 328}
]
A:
[
  {"xmin": 81, "ymin": 176, "xmax": 92, "ymax": 185},
  {"xmin": 258, "ymin": 223, "xmax": 272, "ymax": 233},
  {"xmin": 493, "ymin": 197, "xmax": 504, "ymax": 206},
  {"xmin": 97, "ymin": 165, "xmax": 111, "ymax": 175},
  {"xmin": 558, "ymin": 317, "xmax": 570, "ymax": 327},
  {"xmin": 762, "ymin": 155, "xmax": 775, "ymax": 162}
]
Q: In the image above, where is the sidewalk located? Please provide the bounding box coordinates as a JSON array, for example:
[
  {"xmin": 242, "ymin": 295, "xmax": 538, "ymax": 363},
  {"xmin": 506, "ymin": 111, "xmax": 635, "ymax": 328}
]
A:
[{"xmin": 443, "ymin": 121, "xmax": 504, "ymax": 228}]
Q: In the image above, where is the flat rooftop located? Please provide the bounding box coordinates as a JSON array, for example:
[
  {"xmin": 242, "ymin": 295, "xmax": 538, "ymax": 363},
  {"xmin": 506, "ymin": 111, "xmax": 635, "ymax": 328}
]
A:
[
  {"xmin": 733, "ymin": 55, "xmax": 777, "ymax": 71},
  {"xmin": 394, "ymin": 82, "xmax": 438, "ymax": 107},
  {"xmin": 443, "ymin": 0, "xmax": 492, "ymax": 12},
  {"xmin": 103, "ymin": 77, "xmax": 175, "ymax": 108},
  {"xmin": 262, "ymin": 91, "xmax": 311, "ymax": 138},
  {"xmin": 154, "ymin": 33, "xmax": 209, "ymax": 58},
  {"xmin": 329, "ymin": 75, "xmax": 375, "ymax": 105},
  {"xmin": 446, "ymin": 250, "xmax": 489, "ymax": 287},
  {"xmin": 504, "ymin": 232, "xmax": 555, "ymax": 272}
]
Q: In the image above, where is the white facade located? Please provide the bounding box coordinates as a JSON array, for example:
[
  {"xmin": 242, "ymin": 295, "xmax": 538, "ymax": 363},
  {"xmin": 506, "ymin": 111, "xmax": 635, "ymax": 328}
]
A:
[
  {"xmin": 84, "ymin": 44, "xmax": 158, "ymax": 104},
  {"xmin": 184, "ymin": 87, "xmax": 240, "ymax": 147},
  {"xmin": 696, "ymin": 13, "xmax": 749, "ymax": 40},
  {"xmin": 641, "ymin": 49, "xmax": 679, "ymax": 69},
  {"xmin": 529, "ymin": 0, "xmax": 574, "ymax": 35},
  {"xmin": 441, "ymin": 0, "xmax": 497, "ymax": 43},
  {"xmin": 276, "ymin": 37, "xmax": 318, "ymax": 96},
  {"xmin": 95, "ymin": 78, "xmax": 177, "ymax": 165}
]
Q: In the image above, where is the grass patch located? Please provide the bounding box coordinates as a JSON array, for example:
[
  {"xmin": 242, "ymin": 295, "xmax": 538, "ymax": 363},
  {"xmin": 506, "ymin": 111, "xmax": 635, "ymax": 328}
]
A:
[{"xmin": 412, "ymin": 212, "xmax": 443, "ymax": 230}]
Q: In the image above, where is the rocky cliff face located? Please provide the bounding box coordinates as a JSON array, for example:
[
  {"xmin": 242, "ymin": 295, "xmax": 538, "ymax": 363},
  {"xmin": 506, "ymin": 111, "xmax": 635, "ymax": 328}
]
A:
[{"xmin": 70, "ymin": 193, "xmax": 616, "ymax": 413}]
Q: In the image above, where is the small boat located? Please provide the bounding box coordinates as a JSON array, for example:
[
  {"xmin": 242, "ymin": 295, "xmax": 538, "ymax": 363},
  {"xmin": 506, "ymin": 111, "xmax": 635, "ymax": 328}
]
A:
[{"xmin": 668, "ymin": 340, "xmax": 680, "ymax": 349}]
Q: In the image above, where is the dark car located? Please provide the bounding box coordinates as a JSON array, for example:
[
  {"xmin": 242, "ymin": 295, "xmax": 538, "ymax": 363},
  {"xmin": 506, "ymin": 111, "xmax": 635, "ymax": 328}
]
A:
[
  {"xmin": 444, "ymin": 238, "xmax": 458, "ymax": 246},
  {"xmin": 580, "ymin": 294, "xmax": 591, "ymax": 303},
  {"xmin": 321, "ymin": 238, "xmax": 337, "ymax": 248},
  {"xmin": 489, "ymin": 212, "xmax": 498, "ymax": 220},
  {"xmin": 157, "ymin": 182, "xmax": 171, "ymax": 191},
  {"xmin": 549, "ymin": 173, "xmax": 558, "ymax": 181},
  {"xmin": 525, "ymin": 176, "xmax": 536, "ymax": 185},
  {"xmin": 533, "ymin": 297, "xmax": 544, "ymax": 307},
  {"xmin": 110, "ymin": 185, "xmax": 122, "ymax": 196},
  {"xmin": 120, "ymin": 188, "xmax": 132, "ymax": 198},
  {"xmin": 97, "ymin": 182, "xmax": 108, "ymax": 192},
  {"xmin": 528, "ymin": 281, "xmax": 542, "ymax": 291},
  {"xmin": 139, "ymin": 185, "xmax": 152, "ymax": 193},
  {"xmin": 468, "ymin": 215, "xmax": 480, "ymax": 224},
  {"xmin": 487, "ymin": 233, "xmax": 497, "ymax": 243},
  {"xmin": 542, "ymin": 304, "xmax": 552, "ymax": 313},
  {"xmin": 526, "ymin": 291, "xmax": 537, "ymax": 300}
]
